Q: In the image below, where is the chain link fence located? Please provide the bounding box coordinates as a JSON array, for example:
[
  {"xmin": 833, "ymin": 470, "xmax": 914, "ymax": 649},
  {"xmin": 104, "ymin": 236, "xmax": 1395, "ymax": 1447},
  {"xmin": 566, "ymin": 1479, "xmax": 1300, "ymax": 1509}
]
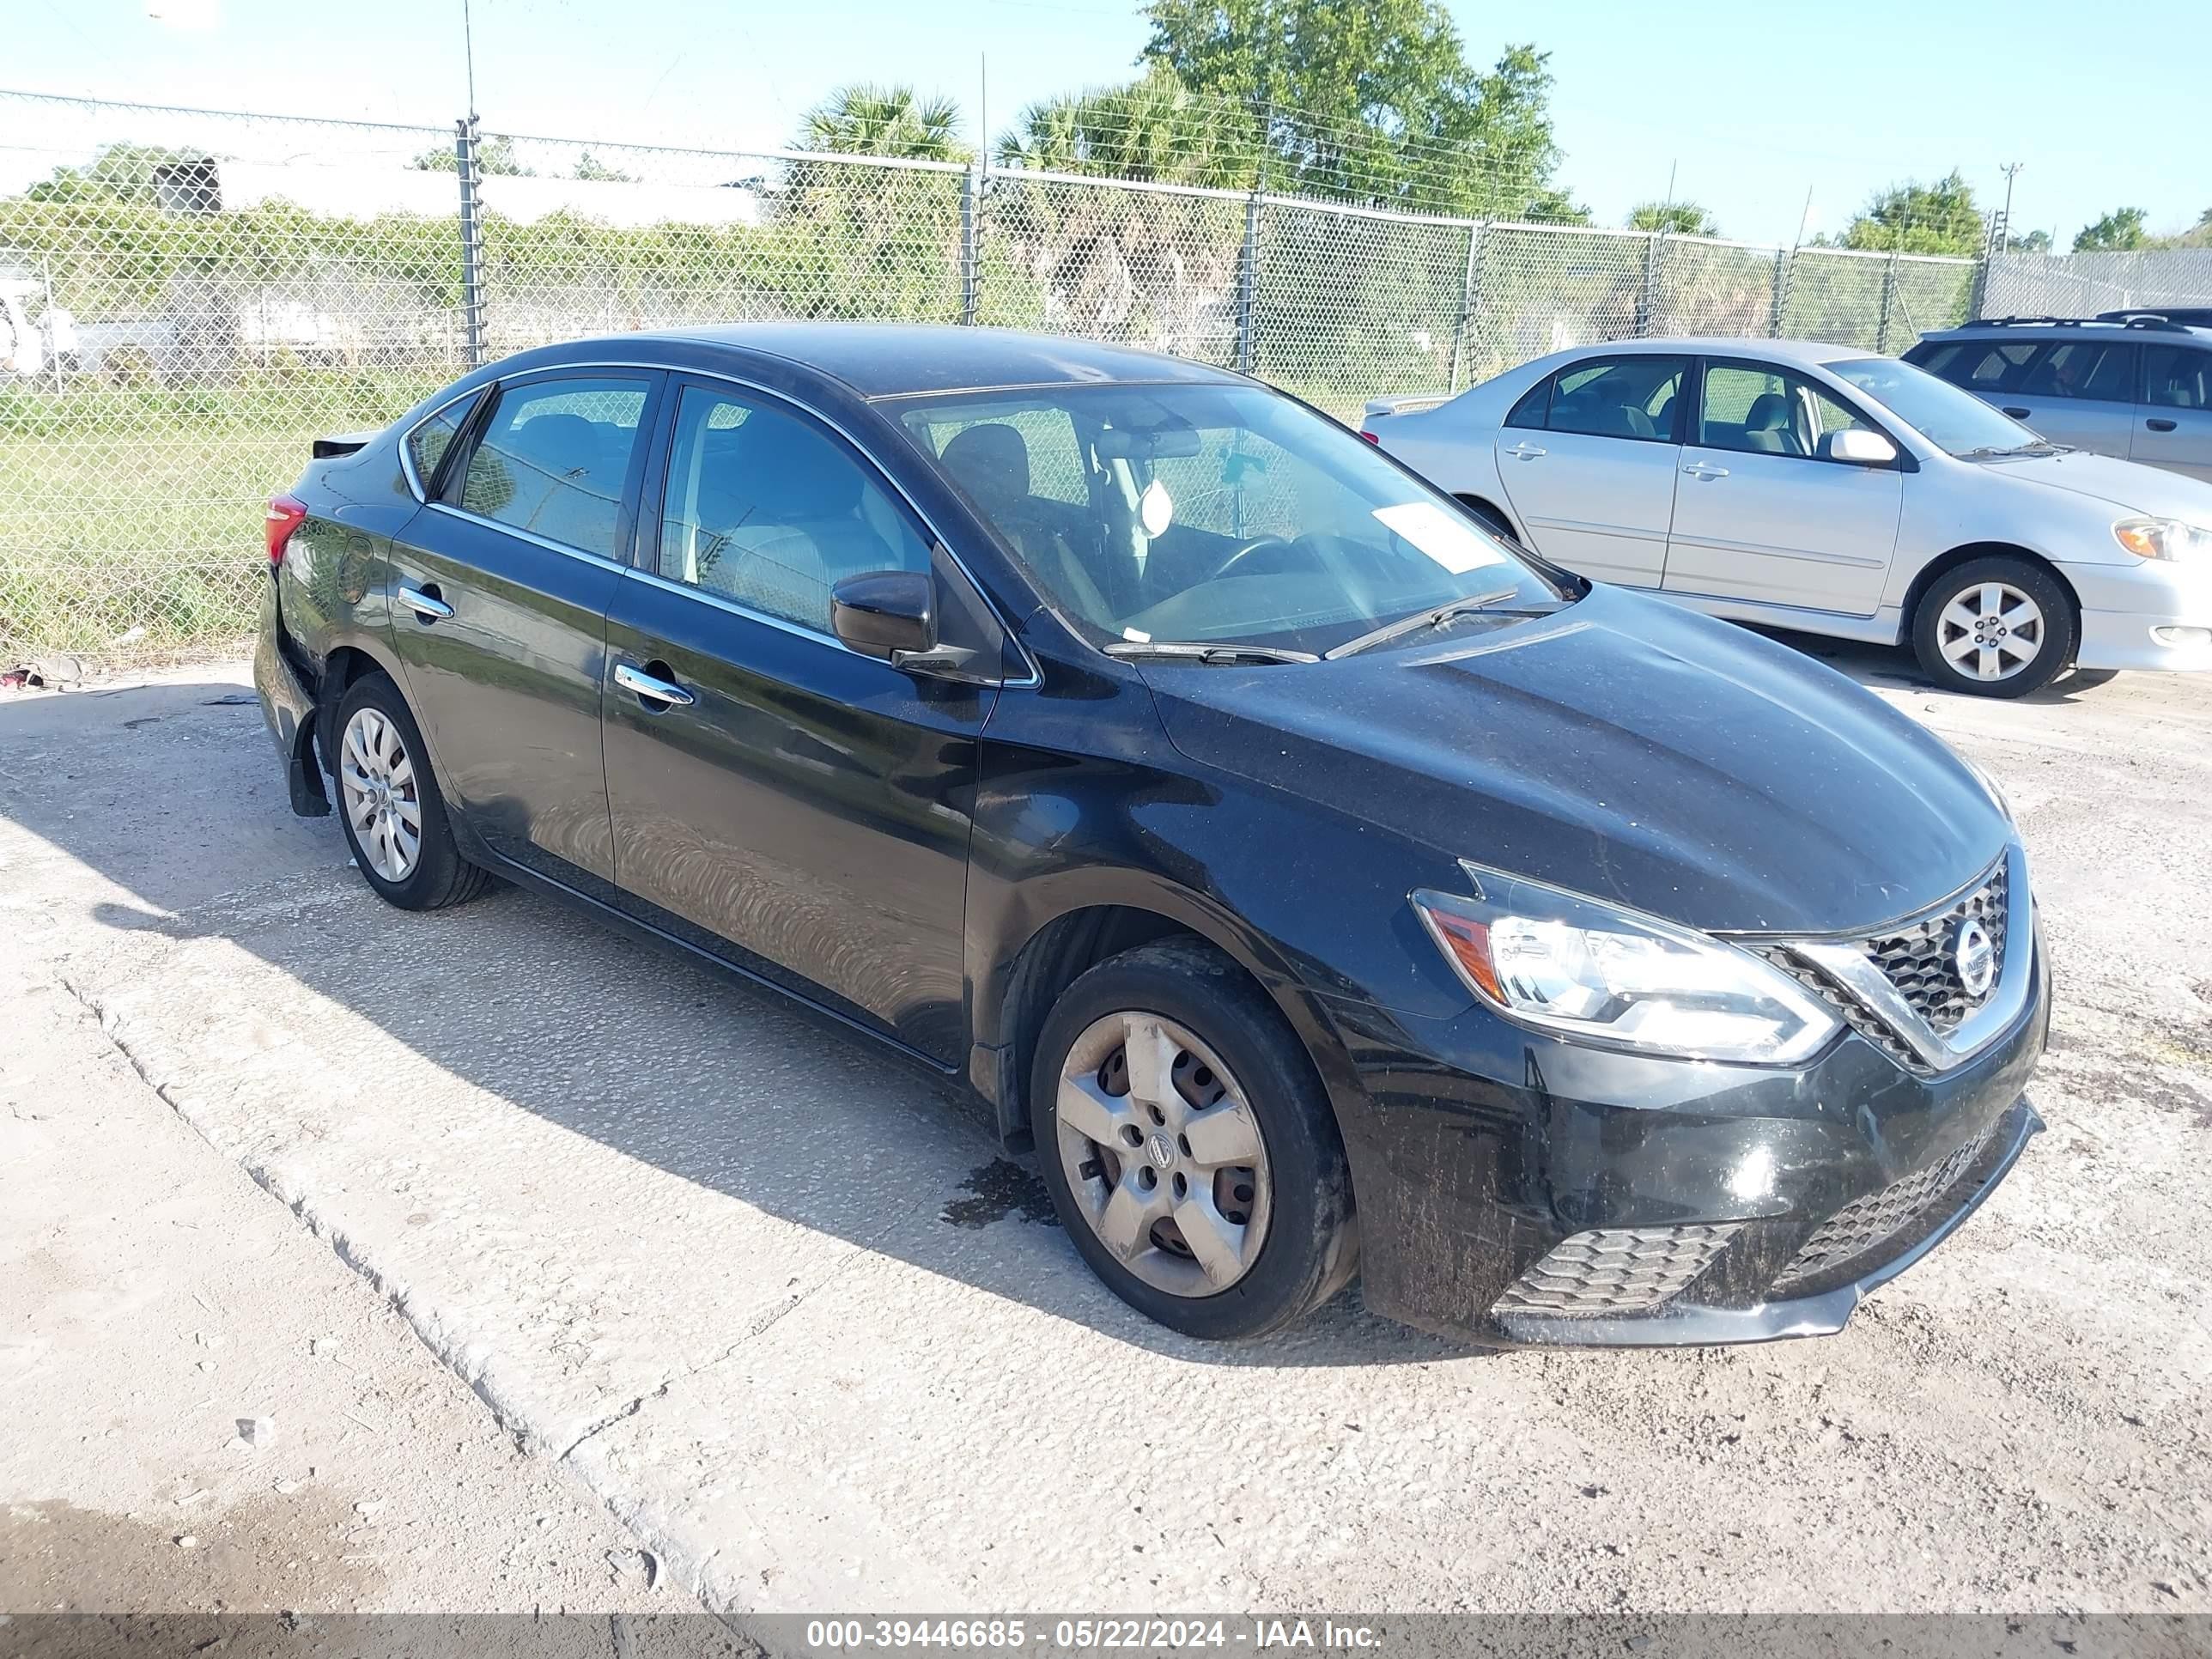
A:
[
  {"xmin": 1984, "ymin": 247, "xmax": 2212, "ymax": 319},
  {"xmin": 0, "ymin": 88, "xmax": 2018, "ymax": 663}
]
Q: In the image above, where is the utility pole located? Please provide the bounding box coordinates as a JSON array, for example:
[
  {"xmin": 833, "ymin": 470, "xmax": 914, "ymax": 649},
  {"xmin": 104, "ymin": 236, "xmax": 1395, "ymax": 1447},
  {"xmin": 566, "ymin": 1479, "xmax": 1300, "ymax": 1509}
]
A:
[{"xmin": 1996, "ymin": 162, "xmax": 2024, "ymax": 253}]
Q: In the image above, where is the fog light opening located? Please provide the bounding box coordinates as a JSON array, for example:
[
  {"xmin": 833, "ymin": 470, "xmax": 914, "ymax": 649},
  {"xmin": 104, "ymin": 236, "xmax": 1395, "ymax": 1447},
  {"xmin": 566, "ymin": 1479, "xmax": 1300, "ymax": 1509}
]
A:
[{"xmin": 2151, "ymin": 625, "xmax": 2211, "ymax": 649}]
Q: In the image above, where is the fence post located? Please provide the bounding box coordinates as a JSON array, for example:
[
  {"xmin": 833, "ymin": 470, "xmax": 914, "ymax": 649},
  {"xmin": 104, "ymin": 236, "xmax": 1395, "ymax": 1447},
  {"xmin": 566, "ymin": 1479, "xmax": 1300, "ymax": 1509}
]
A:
[
  {"xmin": 959, "ymin": 167, "xmax": 981, "ymax": 325},
  {"xmin": 1876, "ymin": 249, "xmax": 1900, "ymax": 354},
  {"xmin": 1637, "ymin": 232, "xmax": 1663, "ymax": 337},
  {"xmin": 1768, "ymin": 247, "xmax": 1790, "ymax": 338},
  {"xmin": 1237, "ymin": 191, "xmax": 1261, "ymax": 374},
  {"xmin": 454, "ymin": 117, "xmax": 486, "ymax": 368},
  {"xmin": 1448, "ymin": 222, "xmax": 1483, "ymax": 393}
]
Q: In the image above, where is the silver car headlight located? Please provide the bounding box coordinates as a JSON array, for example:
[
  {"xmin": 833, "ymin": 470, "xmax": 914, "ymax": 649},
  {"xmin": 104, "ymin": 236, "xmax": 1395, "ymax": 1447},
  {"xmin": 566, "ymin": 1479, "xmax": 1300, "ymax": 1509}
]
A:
[
  {"xmin": 2112, "ymin": 516, "xmax": 2212, "ymax": 561},
  {"xmin": 1413, "ymin": 866, "xmax": 1841, "ymax": 1065}
]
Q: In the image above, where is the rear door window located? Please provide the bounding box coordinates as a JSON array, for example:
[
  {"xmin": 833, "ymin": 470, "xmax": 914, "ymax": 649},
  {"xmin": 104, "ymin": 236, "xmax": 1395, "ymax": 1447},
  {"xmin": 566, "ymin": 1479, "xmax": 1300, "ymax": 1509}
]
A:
[
  {"xmin": 2018, "ymin": 340, "xmax": 2136, "ymax": 402},
  {"xmin": 1541, "ymin": 356, "xmax": 1687, "ymax": 443},
  {"xmin": 2142, "ymin": 346, "xmax": 2211, "ymax": 410},
  {"xmin": 449, "ymin": 375, "xmax": 653, "ymax": 559},
  {"xmin": 1912, "ymin": 339, "xmax": 2039, "ymax": 392},
  {"xmin": 404, "ymin": 394, "xmax": 476, "ymax": 495}
]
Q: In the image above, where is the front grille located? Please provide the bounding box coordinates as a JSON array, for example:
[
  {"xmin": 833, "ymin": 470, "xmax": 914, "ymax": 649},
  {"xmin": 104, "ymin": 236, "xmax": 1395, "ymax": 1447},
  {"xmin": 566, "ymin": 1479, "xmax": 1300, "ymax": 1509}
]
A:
[
  {"xmin": 1865, "ymin": 863, "xmax": 2008, "ymax": 1035},
  {"xmin": 1758, "ymin": 858, "xmax": 2013, "ymax": 1074},
  {"xmin": 1771, "ymin": 1132, "xmax": 1988, "ymax": 1293},
  {"xmin": 1492, "ymin": 1224, "xmax": 1740, "ymax": 1316}
]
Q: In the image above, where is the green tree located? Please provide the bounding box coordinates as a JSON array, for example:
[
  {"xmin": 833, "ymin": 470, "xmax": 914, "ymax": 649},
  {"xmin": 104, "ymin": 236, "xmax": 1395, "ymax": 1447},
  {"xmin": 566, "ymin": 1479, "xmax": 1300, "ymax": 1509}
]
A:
[
  {"xmin": 1627, "ymin": 200, "xmax": 1718, "ymax": 236},
  {"xmin": 571, "ymin": 150, "xmax": 635, "ymax": 184},
  {"xmin": 2013, "ymin": 228, "xmax": 2052, "ymax": 253},
  {"xmin": 995, "ymin": 66, "xmax": 1260, "ymax": 188},
  {"xmin": 411, "ymin": 134, "xmax": 534, "ymax": 176},
  {"xmin": 1138, "ymin": 0, "xmax": 1574, "ymax": 217},
  {"xmin": 2072, "ymin": 206, "xmax": 2148, "ymax": 252},
  {"xmin": 799, "ymin": 83, "xmax": 969, "ymax": 163},
  {"xmin": 1834, "ymin": 171, "xmax": 1984, "ymax": 256},
  {"xmin": 25, "ymin": 143, "xmax": 208, "ymax": 204}
]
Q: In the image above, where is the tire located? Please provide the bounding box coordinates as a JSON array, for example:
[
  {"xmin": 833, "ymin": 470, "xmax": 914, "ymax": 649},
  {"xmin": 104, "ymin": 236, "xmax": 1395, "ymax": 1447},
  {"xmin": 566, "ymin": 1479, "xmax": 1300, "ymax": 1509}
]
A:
[
  {"xmin": 331, "ymin": 672, "xmax": 491, "ymax": 911},
  {"xmin": 1029, "ymin": 939, "xmax": 1357, "ymax": 1340},
  {"xmin": 1911, "ymin": 556, "xmax": 2075, "ymax": 698}
]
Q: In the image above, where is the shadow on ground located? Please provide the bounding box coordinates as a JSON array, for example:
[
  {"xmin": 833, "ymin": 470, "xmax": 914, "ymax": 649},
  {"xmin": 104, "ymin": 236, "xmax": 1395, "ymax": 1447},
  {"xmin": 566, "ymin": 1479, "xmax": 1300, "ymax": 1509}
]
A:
[{"xmin": 2, "ymin": 677, "xmax": 1470, "ymax": 1370}]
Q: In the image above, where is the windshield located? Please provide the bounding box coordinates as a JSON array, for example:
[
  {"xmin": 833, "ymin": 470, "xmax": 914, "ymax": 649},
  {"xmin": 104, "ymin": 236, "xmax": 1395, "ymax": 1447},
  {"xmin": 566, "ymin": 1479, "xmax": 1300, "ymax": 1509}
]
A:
[
  {"xmin": 1827, "ymin": 356, "xmax": 2045, "ymax": 457},
  {"xmin": 894, "ymin": 383, "xmax": 1565, "ymax": 658}
]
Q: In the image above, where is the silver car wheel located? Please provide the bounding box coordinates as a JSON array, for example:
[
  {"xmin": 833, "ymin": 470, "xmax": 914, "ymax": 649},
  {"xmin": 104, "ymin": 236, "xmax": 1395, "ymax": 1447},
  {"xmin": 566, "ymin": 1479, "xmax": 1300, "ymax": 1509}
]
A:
[
  {"xmin": 1054, "ymin": 1011, "xmax": 1272, "ymax": 1297},
  {"xmin": 1937, "ymin": 580, "xmax": 2045, "ymax": 683},
  {"xmin": 339, "ymin": 707, "xmax": 423, "ymax": 883}
]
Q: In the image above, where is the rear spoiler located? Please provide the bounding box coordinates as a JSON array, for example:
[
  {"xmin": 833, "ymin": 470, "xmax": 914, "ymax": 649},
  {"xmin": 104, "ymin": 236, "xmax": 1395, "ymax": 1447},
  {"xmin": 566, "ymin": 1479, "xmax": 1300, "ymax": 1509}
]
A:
[
  {"xmin": 311, "ymin": 431, "xmax": 379, "ymax": 459},
  {"xmin": 1362, "ymin": 392, "xmax": 1451, "ymax": 421}
]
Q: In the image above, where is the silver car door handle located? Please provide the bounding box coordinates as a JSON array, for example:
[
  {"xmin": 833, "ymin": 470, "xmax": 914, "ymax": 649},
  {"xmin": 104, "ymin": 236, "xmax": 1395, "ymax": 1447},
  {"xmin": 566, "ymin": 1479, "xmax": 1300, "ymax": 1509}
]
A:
[
  {"xmin": 397, "ymin": 584, "xmax": 453, "ymax": 621},
  {"xmin": 613, "ymin": 661, "xmax": 696, "ymax": 708},
  {"xmin": 1506, "ymin": 441, "xmax": 1547, "ymax": 459},
  {"xmin": 1682, "ymin": 461, "xmax": 1730, "ymax": 480}
]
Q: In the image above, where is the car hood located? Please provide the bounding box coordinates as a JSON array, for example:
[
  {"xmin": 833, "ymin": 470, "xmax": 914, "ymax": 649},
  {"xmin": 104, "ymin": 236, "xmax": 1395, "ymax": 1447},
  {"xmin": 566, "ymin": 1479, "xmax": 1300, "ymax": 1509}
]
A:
[
  {"xmin": 1146, "ymin": 586, "xmax": 2009, "ymax": 936},
  {"xmin": 1981, "ymin": 448, "xmax": 2212, "ymax": 520}
]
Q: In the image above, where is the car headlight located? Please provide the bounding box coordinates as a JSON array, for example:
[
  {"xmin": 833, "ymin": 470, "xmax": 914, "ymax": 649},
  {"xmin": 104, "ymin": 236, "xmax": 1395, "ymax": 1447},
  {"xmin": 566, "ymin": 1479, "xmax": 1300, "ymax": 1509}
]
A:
[
  {"xmin": 2112, "ymin": 516, "xmax": 2212, "ymax": 561},
  {"xmin": 1413, "ymin": 866, "xmax": 1841, "ymax": 1065}
]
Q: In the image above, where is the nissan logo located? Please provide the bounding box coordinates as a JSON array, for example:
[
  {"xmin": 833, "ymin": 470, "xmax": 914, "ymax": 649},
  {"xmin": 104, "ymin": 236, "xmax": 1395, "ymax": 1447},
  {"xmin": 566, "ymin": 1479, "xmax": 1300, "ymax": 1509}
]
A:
[{"xmin": 1954, "ymin": 918, "xmax": 1997, "ymax": 999}]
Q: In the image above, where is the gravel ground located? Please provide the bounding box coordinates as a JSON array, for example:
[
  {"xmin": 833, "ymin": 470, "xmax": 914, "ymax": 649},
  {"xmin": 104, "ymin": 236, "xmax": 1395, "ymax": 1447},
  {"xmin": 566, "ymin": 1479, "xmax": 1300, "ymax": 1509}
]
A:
[{"xmin": 0, "ymin": 644, "xmax": 2206, "ymax": 1616}]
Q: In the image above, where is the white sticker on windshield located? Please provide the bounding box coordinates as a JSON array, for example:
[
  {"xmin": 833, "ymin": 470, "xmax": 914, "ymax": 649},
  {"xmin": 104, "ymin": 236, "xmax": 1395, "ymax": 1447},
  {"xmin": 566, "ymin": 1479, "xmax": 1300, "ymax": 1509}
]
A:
[
  {"xmin": 1372, "ymin": 501, "xmax": 1510, "ymax": 574},
  {"xmin": 1140, "ymin": 477, "xmax": 1176, "ymax": 537}
]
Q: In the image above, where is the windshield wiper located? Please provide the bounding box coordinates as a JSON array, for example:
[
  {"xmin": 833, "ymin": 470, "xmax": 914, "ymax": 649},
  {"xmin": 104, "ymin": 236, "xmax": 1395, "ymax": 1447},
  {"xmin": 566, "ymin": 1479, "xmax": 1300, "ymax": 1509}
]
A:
[
  {"xmin": 1960, "ymin": 440, "xmax": 2069, "ymax": 459},
  {"xmin": 1103, "ymin": 641, "xmax": 1319, "ymax": 665},
  {"xmin": 1322, "ymin": 588, "xmax": 1522, "ymax": 659}
]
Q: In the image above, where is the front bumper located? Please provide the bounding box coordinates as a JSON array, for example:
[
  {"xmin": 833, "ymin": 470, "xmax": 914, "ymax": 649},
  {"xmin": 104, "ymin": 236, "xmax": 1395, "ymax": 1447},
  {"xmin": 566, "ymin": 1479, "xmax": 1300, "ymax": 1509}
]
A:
[
  {"xmin": 2062, "ymin": 557, "xmax": 2212, "ymax": 672},
  {"xmin": 1322, "ymin": 922, "xmax": 2051, "ymax": 1348}
]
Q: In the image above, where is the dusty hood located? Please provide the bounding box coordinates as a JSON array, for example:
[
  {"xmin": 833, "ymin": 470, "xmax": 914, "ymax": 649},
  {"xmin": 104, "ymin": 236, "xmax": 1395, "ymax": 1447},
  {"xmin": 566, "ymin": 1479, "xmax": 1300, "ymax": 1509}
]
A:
[
  {"xmin": 1985, "ymin": 449, "xmax": 2212, "ymax": 520},
  {"xmin": 1146, "ymin": 586, "xmax": 2010, "ymax": 936}
]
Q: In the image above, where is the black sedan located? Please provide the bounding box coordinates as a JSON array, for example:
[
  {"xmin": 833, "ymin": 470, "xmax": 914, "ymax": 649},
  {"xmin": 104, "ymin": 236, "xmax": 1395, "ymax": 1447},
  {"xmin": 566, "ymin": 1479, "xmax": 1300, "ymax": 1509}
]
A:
[{"xmin": 253, "ymin": 324, "xmax": 2047, "ymax": 1346}]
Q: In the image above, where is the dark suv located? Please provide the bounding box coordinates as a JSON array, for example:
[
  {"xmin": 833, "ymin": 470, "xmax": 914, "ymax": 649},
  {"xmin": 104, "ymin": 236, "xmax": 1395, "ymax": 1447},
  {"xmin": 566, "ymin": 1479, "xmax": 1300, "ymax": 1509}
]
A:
[
  {"xmin": 1906, "ymin": 314, "xmax": 2212, "ymax": 484},
  {"xmin": 255, "ymin": 324, "xmax": 2048, "ymax": 1348}
]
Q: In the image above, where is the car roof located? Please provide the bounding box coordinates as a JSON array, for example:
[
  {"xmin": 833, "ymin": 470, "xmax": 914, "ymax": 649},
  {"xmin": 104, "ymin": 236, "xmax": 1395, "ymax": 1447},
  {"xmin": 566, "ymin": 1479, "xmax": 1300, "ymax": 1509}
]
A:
[
  {"xmin": 1546, "ymin": 337, "xmax": 1875, "ymax": 368},
  {"xmin": 625, "ymin": 322, "xmax": 1247, "ymax": 398},
  {"xmin": 1921, "ymin": 317, "xmax": 2212, "ymax": 343}
]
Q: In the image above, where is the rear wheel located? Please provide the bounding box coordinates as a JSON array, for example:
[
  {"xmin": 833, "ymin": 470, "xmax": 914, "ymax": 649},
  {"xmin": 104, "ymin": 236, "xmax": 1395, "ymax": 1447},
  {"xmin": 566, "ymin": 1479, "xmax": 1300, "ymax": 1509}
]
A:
[
  {"xmin": 1030, "ymin": 940, "xmax": 1356, "ymax": 1340},
  {"xmin": 1911, "ymin": 556, "xmax": 2075, "ymax": 698},
  {"xmin": 332, "ymin": 672, "xmax": 489, "ymax": 910}
]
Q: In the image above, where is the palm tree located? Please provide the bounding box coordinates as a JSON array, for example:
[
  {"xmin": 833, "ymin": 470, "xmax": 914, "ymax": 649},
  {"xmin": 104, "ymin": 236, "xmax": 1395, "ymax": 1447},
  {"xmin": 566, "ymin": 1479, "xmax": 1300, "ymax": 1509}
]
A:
[
  {"xmin": 994, "ymin": 70, "xmax": 1259, "ymax": 191},
  {"xmin": 799, "ymin": 83, "xmax": 969, "ymax": 164},
  {"xmin": 1627, "ymin": 201, "xmax": 1719, "ymax": 236}
]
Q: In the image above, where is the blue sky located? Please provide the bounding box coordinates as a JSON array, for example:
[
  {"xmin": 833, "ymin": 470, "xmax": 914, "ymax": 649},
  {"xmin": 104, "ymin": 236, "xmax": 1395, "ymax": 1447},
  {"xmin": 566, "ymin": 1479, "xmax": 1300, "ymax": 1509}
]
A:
[{"xmin": 6, "ymin": 0, "xmax": 2205, "ymax": 248}]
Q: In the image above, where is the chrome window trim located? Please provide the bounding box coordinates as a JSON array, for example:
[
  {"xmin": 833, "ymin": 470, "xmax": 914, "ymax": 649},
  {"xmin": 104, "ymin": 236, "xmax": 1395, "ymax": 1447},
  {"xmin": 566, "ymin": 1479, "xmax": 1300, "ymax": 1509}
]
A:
[
  {"xmin": 422, "ymin": 499, "xmax": 629, "ymax": 573},
  {"xmin": 410, "ymin": 356, "xmax": 1039, "ymax": 689},
  {"xmin": 398, "ymin": 386, "xmax": 489, "ymax": 502},
  {"xmin": 1783, "ymin": 842, "xmax": 2032, "ymax": 1074}
]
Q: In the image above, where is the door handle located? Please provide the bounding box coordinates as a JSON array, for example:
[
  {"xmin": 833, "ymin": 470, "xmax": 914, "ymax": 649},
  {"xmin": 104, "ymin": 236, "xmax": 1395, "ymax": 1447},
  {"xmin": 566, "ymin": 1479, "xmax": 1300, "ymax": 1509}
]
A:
[
  {"xmin": 2001, "ymin": 405, "xmax": 2031, "ymax": 418},
  {"xmin": 1681, "ymin": 461, "xmax": 1730, "ymax": 480},
  {"xmin": 613, "ymin": 660, "xmax": 696, "ymax": 708},
  {"xmin": 398, "ymin": 583, "xmax": 453, "ymax": 622},
  {"xmin": 1505, "ymin": 441, "xmax": 1547, "ymax": 460},
  {"xmin": 2146, "ymin": 417, "xmax": 2179, "ymax": 433}
]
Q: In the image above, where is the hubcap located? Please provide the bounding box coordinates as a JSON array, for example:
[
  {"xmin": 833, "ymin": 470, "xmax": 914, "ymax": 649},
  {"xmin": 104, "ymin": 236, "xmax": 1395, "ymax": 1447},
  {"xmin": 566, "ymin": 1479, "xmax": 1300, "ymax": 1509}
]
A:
[
  {"xmin": 1054, "ymin": 1011, "xmax": 1272, "ymax": 1298},
  {"xmin": 1937, "ymin": 580, "xmax": 2045, "ymax": 682},
  {"xmin": 339, "ymin": 707, "xmax": 422, "ymax": 883}
]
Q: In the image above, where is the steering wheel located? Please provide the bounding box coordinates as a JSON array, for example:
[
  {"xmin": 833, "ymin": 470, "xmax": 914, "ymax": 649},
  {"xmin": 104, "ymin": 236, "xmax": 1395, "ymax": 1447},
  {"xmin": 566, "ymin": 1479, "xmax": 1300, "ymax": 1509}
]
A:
[{"xmin": 1209, "ymin": 535, "xmax": 1307, "ymax": 581}]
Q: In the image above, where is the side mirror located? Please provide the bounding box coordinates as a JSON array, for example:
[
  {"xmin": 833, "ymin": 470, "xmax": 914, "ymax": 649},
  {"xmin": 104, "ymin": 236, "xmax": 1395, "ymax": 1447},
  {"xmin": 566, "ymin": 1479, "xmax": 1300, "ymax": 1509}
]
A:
[
  {"xmin": 831, "ymin": 570, "xmax": 935, "ymax": 659},
  {"xmin": 1822, "ymin": 428, "xmax": 1898, "ymax": 466}
]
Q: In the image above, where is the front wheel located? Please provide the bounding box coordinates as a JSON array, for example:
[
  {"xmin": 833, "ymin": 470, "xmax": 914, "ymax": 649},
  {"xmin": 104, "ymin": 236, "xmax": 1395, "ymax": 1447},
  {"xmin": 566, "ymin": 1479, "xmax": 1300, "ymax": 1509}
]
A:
[
  {"xmin": 1911, "ymin": 556, "xmax": 2075, "ymax": 698},
  {"xmin": 1030, "ymin": 940, "xmax": 1356, "ymax": 1340}
]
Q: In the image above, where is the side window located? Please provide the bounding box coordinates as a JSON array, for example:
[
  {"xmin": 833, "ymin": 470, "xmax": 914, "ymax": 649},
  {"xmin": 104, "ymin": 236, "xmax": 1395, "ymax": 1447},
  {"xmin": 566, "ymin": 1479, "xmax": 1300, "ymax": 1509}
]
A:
[
  {"xmin": 658, "ymin": 385, "xmax": 930, "ymax": 635},
  {"xmin": 2020, "ymin": 340, "xmax": 2135, "ymax": 402},
  {"xmin": 1544, "ymin": 356, "xmax": 1686, "ymax": 443},
  {"xmin": 1931, "ymin": 340, "xmax": 2039, "ymax": 392},
  {"xmin": 451, "ymin": 376, "xmax": 650, "ymax": 558},
  {"xmin": 2141, "ymin": 346, "xmax": 2209, "ymax": 410},
  {"xmin": 1698, "ymin": 363, "xmax": 1875, "ymax": 461},
  {"xmin": 1504, "ymin": 376, "xmax": 1552, "ymax": 429},
  {"xmin": 405, "ymin": 394, "xmax": 474, "ymax": 494}
]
